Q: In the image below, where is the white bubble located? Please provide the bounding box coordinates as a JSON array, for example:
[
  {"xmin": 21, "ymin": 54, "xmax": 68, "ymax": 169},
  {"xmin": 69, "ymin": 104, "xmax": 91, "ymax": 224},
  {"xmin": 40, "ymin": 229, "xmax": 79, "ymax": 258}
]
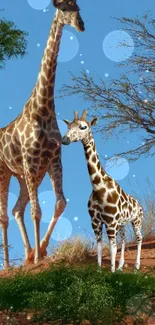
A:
[
  {"xmin": 133, "ymin": 174, "xmax": 136, "ymax": 178},
  {"xmin": 8, "ymin": 192, "xmax": 18, "ymax": 221},
  {"xmin": 81, "ymin": 61, "xmax": 84, "ymax": 64},
  {"xmin": 105, "ymin": 73, "xmax": 109, "ymax": 77},
  {"xmin": 86, "ymin": 69, "xmax": 89, "ymax": 73},
  {"xmin": 105, "ymin": 154, "xmax": 108, "ymax": 158},
  {"xmin": 105, "ymin": 157, "xmax": 129, "ymax": 180},
  {"xmin": 102, "ymin": 30, "xmax": 134, "ymax": 62},
  {"xmin": 127, "ymin": 141, "xmax": 130, "ymax": 144},
  {"xmin": 80, "ymin": 53, "xmax": 82, "ymax": 56},
  {"xmin": 27, "ymin": 0, "xmax": 50, "ymax": 10},
  {"xmin": 57, "ymin": 120, "xmax": 68, "ymax": 136},
  {"xmin": 51, "ymin": 217, "xmax": 72, "ymax": 241},
  {"xmin": 58, "ymin": 30, "xmax": 79, "ymax": 62},
  {"xmin": 74, "ymin": 216, "xmax": 78, "ymax": 221},
  {"xmin": 66, "ymin": 198, "xmax": 70, "ymax": 202},
  {"xmin": 144, "ymin": 99, "xmax": 148, "ymax": 103},
  {"xmin": 9, "ymin": 106, "xmax": 12, "ymax": 110},
  {"xmin": 37, "ymin": 43, "xmax": 41, "ymax": 47}
]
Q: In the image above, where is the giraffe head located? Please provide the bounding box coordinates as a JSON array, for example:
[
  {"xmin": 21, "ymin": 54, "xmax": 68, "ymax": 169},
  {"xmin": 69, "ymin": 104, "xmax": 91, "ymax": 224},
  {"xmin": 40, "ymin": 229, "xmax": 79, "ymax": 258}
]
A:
[
  {"xmin": 52, "ymin": 0, "xmax": 85, "ymax": 31},
  {"xmin": 62, "ymin": 110, "xmax": 98, "ymax": 145}
]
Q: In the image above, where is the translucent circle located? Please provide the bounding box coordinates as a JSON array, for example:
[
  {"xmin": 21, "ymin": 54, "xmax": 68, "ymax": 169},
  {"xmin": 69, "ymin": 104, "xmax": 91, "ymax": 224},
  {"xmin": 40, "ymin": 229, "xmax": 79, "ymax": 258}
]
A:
[
  {"xmin": 58, "ymin": 30, "xmax": 79, "ymax": 62},
  {"xmin": 38, "ymin": 190, "xmax": 63, "ymax": 223},
  {"xmin": 27, "ymin": 0, "xmax": 50, "ymax": 10},
  {"xmin": 51, "ymin": 217, "xmax": 72, "ymax": 241},
  {"xmin": 57, "ymin": 120, "xmax": 68, "ymax": 136},
  {"xmin": 8, "ymin": 192, "xmax": 18, "ymax": 221},
  {"xmin": 102, "ymin": 30, "xmax": 134, "ymax": 62},
  {"xmin": 105, "ymin": 157, "xmax": 129, "ymax": 180}
]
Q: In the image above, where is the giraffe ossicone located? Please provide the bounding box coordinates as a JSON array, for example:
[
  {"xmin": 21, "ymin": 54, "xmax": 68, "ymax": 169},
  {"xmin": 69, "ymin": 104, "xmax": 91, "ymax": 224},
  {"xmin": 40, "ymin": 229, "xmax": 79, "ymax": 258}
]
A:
[
  {"xmin": 62, "ymin": 110, "xmax": 143, "ymax": 273},
  {"xmin": 0, "ymin": 0, "xmax": 85, "ymax": 269}
]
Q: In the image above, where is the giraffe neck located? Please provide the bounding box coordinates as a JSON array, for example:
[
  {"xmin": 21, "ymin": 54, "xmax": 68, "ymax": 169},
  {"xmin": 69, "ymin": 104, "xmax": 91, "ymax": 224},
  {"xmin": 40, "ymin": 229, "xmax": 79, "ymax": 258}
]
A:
[
  {"xmin": 82, "ymin": 134, "xmax": 108, "ymax": 191},
  {"xmin": 29, "ymin": 11, "xmax": 64, "ymax": 118}
]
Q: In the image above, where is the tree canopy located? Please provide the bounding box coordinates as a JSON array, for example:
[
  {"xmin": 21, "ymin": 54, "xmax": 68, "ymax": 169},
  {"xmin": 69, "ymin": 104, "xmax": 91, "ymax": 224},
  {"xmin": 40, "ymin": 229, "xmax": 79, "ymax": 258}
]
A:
[
  {"xmin": 0, "ymin": 17, "xmax": 28, "ymax": 69},
  {"xmin": 59, "ymin": 13, "xmax": 155, "ymax": 161}
]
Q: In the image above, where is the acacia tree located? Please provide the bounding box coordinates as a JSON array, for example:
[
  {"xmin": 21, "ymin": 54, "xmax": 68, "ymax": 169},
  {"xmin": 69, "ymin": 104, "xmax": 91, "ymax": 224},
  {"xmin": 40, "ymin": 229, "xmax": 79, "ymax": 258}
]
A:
[
  {"xmin": 0, "ymin": 16, "xmax": 27, "ymax": 69},
  {"xmin": 59, "ymin": 13, "xmax": 155, "ymax": 161}
]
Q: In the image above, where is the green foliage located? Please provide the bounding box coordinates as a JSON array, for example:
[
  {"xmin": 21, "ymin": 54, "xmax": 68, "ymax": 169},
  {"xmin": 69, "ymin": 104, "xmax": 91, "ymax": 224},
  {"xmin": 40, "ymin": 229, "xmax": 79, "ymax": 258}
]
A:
[
  {"xmin": 0, "ymin": 265, "xmax": 154, "ymax": 324},
  {"xmin": 0, "ymin": 18, "xmax": 27, "ymax": 69}
]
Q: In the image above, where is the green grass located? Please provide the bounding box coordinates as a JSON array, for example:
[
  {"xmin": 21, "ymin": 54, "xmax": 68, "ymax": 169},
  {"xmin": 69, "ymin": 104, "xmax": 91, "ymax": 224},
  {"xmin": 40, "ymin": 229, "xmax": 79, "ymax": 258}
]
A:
[{"xmin": 0, "ymin": 264, "xmax": 154, "ymax": 324}]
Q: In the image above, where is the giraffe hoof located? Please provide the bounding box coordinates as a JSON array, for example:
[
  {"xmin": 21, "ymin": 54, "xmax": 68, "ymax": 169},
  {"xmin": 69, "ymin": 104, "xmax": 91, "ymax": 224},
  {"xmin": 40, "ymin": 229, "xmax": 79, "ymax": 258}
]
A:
[
  {"xmin": 24, "ymin": 246, "xmax": 47, "ymax": 265},
  {"xmin": 40, "ymin": 246, "xmax": 47, "ymax": 259},
  {"xmin": 133, "ymin": 264, "xmax": 140, "ymax": 272},
  {"xmin": 24, "ymin": 249, "xmax": 35, "ymax": 265}
]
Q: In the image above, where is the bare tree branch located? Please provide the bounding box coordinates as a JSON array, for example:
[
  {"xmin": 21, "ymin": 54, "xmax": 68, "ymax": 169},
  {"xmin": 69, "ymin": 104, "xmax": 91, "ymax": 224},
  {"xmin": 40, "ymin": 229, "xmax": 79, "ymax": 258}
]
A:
[{"xmin": 58, "ymin": 13, "xmax": 155, "ymax": 161}]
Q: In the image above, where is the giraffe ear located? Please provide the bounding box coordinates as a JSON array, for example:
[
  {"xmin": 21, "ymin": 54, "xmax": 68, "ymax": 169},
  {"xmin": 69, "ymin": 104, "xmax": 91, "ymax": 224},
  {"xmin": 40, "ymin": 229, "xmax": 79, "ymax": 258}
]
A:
[
  {"xmin": 52, "ymin": 0, "xmax": 62, "ymax": 8},
  {"xmin": 52, "ymin": 0, "xmax": 58, "ymax": 8},
  {"xmin": 90, "ymin": 117, "xmax": 98, "ymax": 126},
  {"xmin": 63, "ymin": 119, "xmax": 71, "ymax": 126},
  {"xmin": 52, "ymin": 0, "xmax": 68, "ymax": 10}
]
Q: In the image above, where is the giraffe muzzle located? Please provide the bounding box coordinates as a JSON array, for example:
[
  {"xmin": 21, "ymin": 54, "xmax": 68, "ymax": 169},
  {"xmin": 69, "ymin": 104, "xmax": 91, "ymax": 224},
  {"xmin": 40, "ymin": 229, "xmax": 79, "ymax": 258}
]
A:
[
  {"xmin": 61, "ymin": 136, "xmax": 71, "ymax": 145},
  {"xmin": 78, "ymin": 21, "xmax": 85, "ymax": 32}
]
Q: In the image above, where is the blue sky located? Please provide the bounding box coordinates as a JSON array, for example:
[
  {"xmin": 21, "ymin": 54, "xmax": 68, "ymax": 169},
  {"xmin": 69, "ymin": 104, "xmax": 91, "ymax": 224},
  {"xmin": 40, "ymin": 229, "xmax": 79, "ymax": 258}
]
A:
[{"xmin": 0, "ymin": 0, "xmax": 155, "ymax": 265}]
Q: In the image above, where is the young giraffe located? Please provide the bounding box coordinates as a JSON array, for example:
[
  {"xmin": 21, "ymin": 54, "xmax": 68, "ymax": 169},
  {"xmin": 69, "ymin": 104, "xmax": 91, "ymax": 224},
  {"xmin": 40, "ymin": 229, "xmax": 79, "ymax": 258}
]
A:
[
  {"xmin": 0, "ymin": 0, "xmax": 85, "ymax": 268},
  {"xmin": 62, "ymin": 110, "xmax": 143, "ymax": 272}
]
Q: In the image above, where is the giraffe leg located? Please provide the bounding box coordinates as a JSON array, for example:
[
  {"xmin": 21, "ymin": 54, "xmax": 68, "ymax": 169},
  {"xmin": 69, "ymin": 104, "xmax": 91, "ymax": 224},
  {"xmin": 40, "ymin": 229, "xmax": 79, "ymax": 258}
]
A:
[
  {"xmin": 2, "ymin": 224, "xmax": 9, "ymax": 269},
  {"xmin": 27, "ymin": 158, "xmax": 66, "ymax": 263},
  {"xmin": 39, "ymin": 160, "xmax": 66, "ymax": 255},
  {"xmin": 117, "ymin": 225, "xmax": 125, "ymax": 271},
  {"xmin": 12, "ymin": 176, "xmax": 32, "ymax": 261},
  {"xmin": 108, "ymin": 237, "xmax": 117, "ymax": 273},
  {"xmin": 132, "ymin": 218, "xmax": 142, "ymax": 270},
  {"xmin": 0, "ymin": 164, "xmax": 11, "ymax": 269},
  {"xmin": 24, "ymin": 173, "xmax": 42, "ymax": 264},
  {"xmin": 91, "ymin": 221, "xmax": 103, "ymax": 267},
  {"xmin": 106, "ymin": 223, "xmax": 119, "ymax": 273}
]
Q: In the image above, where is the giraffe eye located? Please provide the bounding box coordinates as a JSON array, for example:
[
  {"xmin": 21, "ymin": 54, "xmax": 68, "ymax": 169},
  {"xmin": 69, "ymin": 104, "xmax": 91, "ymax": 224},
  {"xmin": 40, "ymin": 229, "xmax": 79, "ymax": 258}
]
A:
[{"xmin": 80, "ymin": 125, "xmax": 87, "ymax": 130}]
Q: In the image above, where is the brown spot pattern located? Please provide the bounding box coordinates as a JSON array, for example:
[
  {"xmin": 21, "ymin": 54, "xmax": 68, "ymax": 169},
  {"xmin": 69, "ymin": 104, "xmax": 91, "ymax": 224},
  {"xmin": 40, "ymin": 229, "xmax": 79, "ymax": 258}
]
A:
[
  {"xmin": 93, "ymin": 175, "xmax": 101, "ymax": 185},
  {"xmin": 87, "ymin": 162, "xmax": 96, "ymax": 175},
  {"xmin": 92, "ymin": 154, "xmax": 97, "ymax": 163},
  {"xmin": 104, "ymin": 205, "xmax": 117, "ymax": 214},
  {"xmin": 107, "ymin": 191, "xmax": 119, "ymax": 204}
]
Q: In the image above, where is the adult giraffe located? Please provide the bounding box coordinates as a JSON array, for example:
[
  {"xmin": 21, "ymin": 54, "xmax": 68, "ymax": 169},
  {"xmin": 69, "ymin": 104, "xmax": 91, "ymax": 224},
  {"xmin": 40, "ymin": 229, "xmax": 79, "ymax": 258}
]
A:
[{"xmin": 0, "ymin": 0, "xmax": 85, "ymax": 268}]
